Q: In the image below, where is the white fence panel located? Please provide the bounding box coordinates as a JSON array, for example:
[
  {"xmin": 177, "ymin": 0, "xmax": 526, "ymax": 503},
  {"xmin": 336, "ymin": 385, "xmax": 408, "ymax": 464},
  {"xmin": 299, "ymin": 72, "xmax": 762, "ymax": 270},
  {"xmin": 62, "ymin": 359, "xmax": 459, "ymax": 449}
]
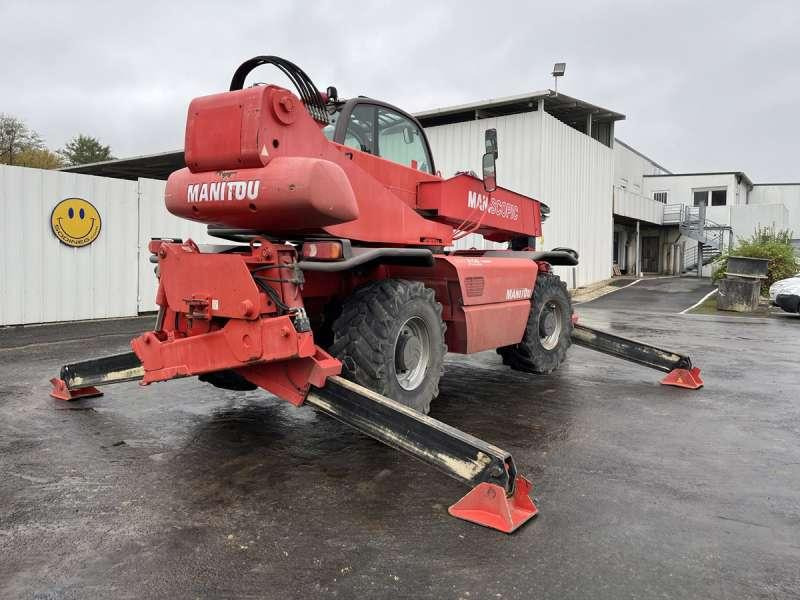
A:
[
  {"xmin": 0, "ymin": 165, "xmax": 139, "ymax": 326},
  {"xmin": 137, "ymin": 178, "xmax": 217, "ymax": 312}
]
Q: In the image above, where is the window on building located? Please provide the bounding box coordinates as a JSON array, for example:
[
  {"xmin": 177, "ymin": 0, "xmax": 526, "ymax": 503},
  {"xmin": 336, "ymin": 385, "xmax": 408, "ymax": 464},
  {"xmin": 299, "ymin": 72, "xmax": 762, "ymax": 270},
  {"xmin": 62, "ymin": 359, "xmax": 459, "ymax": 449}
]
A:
[
  {"xmin": 693, "ymin": 190, "xmax": 707, "ymax": 207},
  {"xmin": 692, "ymin": 188, "xmax": 727, "ymax": 207},
  {"xmin": 653, "ymin": 191, "xmax": 668, "ymax": 204}
]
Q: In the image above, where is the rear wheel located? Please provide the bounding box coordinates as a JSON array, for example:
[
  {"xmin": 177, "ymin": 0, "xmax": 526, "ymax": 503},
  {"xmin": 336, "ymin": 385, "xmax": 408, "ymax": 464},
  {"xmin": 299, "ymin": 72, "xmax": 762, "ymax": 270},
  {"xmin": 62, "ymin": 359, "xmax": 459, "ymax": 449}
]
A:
[
  {"xmin": 498, "ymin": 272, "xmax": 573, "ymax": 374},
  {"xmin": 329, "ymin": 279, "xmax": 446, "ymax": 414}
]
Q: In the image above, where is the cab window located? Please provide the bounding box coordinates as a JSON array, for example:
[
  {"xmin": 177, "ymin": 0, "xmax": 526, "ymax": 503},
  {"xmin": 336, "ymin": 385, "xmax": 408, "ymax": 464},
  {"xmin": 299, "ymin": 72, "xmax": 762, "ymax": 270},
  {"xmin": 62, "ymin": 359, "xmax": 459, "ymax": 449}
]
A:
[
  {"xmin": 376, "ymin": 107, "xmax": 432, "ymax": 173},
  {"xmin": 322, "ymin": 107, "xmax": 340, "ymax": 141},
  {"xmin": 343, "ymin": 104, "xmax": 375, "ymax": 154}
]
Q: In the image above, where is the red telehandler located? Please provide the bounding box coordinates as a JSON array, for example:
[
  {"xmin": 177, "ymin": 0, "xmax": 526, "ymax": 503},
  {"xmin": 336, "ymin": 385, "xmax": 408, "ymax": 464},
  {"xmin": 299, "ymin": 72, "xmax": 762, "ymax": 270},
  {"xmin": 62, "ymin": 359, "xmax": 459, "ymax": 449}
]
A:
[{"xmin": 50, "ymin": 56, "xmax": 703, "ymax": 533}]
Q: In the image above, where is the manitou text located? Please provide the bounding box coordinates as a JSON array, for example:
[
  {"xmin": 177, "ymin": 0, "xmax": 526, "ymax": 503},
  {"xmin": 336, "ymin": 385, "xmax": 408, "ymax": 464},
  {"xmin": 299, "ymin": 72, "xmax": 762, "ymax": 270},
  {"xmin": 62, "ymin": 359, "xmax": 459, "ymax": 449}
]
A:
[{"xmin": 187, "ymin": 180, "xmax": 260, "ymax": 203}]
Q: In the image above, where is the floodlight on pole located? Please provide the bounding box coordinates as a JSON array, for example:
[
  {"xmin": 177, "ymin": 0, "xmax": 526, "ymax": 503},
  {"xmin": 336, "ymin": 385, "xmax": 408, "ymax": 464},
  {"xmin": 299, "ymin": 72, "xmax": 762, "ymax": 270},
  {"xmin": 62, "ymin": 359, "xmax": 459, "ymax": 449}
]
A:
[{"xmin": 552, "ymin": 62, "xmax": 566, "ymax": 95}]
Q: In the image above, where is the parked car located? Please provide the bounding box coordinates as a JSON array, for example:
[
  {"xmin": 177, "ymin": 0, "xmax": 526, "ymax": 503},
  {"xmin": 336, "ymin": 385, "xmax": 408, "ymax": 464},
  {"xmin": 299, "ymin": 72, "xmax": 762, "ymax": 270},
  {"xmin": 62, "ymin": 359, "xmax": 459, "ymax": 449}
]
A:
[{"xmin": 769, "ymin": 274, "xmax": 800, "ymax": 314}]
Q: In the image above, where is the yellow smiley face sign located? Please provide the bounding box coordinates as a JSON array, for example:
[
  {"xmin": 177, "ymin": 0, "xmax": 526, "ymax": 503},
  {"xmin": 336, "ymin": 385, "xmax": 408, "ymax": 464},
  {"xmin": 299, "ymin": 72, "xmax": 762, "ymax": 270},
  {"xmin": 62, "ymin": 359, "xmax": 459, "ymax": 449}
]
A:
[{"xmin": 51, "ymin": 198, "xmax": 102, "ymax": 247}]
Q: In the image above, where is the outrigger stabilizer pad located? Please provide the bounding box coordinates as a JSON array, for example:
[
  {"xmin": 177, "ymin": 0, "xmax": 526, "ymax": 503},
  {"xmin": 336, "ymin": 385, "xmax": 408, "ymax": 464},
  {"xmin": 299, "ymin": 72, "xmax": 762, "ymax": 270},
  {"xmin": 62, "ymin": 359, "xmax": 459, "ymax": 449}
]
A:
[
  {"xmin": 571, "ymin": 324, "xmax": 704, "ymax": 391},
  {"xmin": 660, "ymin": 367, "xmax": 703, "ymax": 390},
  {"xmin": 49, "ymin": 378, "xmax": 103, "ymax": 401},
  {"xmin": 448, "ymin": 475, "xmax": 538, "ymax": 533}
]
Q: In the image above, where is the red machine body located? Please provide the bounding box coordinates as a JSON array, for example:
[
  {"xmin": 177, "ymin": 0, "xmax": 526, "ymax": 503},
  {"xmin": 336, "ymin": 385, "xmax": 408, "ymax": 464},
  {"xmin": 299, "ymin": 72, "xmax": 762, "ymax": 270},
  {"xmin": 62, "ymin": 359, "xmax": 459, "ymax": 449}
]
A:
[
  {"xmin": 49, "ymin": 57, "xmax": 702, "ymax": 534},
  {"xmin": 145, "ymin": 80, "xmax": 548, "ymax": 406},
  {"xmin": 166, "ymin": 84, "xmax": 541, "ymax": 245}
]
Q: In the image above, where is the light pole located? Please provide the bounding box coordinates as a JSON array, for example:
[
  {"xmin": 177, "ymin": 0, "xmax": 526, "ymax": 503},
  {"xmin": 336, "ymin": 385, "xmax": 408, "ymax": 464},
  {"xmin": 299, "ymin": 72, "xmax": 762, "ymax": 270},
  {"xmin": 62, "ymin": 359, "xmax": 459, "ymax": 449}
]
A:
[{"xmin": 552, "ymin": 62, "xmax": 566, "ymax": 95}]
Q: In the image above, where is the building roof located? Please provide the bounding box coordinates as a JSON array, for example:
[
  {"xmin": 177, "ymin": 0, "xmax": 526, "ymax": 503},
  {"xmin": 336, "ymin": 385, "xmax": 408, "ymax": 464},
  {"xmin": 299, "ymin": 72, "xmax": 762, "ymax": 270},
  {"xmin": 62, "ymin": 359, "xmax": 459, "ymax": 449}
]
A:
[
  {"xmin": 62, "ymin": 150, "xmax": 184, "ymax": 180},
  {"xmin": 644, "ymin": 171, "xmax": 754, "ymax": 189},
  {"xmin": 63, "ymin": 89, "xmax": 627, "ymax": 181},
  {"xmin": 414, "ymin": 89, "xmax": 625, "ymax": 129}
]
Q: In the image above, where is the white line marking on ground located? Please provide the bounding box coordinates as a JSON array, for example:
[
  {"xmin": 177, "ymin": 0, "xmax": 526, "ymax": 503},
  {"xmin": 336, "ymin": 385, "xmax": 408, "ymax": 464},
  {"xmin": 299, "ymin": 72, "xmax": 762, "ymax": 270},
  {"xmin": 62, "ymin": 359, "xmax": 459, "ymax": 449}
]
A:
[
  {"xmin": 619, "ymin": 278, "xmax": 643, "ymax": 290},
  {"xmin": 680, "ymin": 289, "xmax": 718, "ymax": 314}
]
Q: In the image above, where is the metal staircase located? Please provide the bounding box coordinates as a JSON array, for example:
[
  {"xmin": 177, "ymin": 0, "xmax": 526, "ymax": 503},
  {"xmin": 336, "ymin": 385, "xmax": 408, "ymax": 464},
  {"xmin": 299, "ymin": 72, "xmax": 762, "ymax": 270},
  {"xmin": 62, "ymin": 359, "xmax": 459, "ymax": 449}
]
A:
[{"xmin": 663, "ymin": 204, "xmax": 731, "ymax": 274}]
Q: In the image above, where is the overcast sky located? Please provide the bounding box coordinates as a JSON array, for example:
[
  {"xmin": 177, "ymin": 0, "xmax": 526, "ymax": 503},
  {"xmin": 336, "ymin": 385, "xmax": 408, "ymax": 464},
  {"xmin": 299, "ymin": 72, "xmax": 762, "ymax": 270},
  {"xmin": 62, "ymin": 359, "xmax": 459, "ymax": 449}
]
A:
[{"xmin": 2, "ymin": 0, "xmax": 798, "ymax": 182}]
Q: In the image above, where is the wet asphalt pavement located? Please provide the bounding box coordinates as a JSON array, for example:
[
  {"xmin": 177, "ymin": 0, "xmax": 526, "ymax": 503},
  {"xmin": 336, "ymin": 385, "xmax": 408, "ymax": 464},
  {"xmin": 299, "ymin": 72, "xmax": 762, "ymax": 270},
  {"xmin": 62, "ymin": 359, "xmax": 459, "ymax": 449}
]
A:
[
  {"xmin": 576, "ymin": 277, "xmax": 716, "ymax": 313},
  {"xmin": 1, "ymin": 277, "xmax": 799, "ymax": 599}
]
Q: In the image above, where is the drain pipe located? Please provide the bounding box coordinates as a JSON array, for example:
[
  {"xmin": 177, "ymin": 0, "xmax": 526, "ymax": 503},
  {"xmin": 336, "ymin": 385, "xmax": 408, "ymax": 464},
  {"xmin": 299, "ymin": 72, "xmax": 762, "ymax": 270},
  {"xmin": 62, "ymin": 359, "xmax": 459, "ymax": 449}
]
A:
[{"xmin": 635, "ymin": 220, "xmax": 641, "ymax": 277}]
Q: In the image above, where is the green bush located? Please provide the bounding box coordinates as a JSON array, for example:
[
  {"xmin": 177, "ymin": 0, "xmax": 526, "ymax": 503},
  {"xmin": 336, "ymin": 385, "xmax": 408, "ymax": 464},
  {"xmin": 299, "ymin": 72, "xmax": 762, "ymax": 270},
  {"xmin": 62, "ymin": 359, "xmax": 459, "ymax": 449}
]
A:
[{"xmin": 712, "ymin": 226, "xmax": 799, "ymax": 294}]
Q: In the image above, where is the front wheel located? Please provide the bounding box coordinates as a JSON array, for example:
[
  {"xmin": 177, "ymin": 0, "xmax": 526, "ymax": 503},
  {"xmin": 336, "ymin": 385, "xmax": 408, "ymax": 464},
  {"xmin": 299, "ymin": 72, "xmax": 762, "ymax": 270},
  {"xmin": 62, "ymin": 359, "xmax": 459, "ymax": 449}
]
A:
[
  {"xmin": 498, "ymin": 272, "xmax": 573, "ymax": 374},
  {"xmin": 328, "ymin": 280, "xmax": 446, "ymax": 414}
]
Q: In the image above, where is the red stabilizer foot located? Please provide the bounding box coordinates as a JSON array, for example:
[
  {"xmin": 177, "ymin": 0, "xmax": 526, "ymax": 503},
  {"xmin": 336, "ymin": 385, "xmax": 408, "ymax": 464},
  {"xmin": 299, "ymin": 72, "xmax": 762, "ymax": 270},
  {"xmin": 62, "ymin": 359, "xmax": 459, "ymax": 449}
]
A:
[
  {"xmin": 448, "ymin": 475, "xmax": 538, "ymax": 533},
  {"xmin": 49, "ymin": 378, "xmax": 103, "ymax": 401},
  {"xmin": 660, "ymin": 367, "xmax": 703, "ymax": 390}
]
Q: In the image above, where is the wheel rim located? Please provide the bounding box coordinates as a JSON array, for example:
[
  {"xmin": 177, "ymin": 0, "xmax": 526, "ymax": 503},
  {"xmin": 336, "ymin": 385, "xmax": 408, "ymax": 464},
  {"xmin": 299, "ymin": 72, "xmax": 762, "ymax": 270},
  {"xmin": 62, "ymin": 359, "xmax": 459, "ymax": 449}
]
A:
[
  {"xmin": 538, "ymin": 300, "xmax": 564, "ymax": 350},
  {"xmin": 394, "ymin": 316, "xmax": 431, "ymax": 391}
]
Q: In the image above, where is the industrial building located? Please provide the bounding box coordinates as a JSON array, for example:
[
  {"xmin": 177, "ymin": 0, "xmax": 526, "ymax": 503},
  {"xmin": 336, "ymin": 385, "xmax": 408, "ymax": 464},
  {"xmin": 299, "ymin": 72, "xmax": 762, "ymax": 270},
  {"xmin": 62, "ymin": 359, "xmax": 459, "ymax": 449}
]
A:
[{"xmin": 2, "ymin": 88, "xmax": 798, "ymax": 326}]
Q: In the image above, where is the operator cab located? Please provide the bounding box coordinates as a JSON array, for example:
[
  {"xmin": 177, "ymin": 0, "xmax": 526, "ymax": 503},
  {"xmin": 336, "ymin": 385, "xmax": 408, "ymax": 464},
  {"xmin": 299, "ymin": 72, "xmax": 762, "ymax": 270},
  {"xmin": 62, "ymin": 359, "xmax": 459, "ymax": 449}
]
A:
[{"xmin": 322, "ymin": 97, "xmax": 435, "ymax": 175}]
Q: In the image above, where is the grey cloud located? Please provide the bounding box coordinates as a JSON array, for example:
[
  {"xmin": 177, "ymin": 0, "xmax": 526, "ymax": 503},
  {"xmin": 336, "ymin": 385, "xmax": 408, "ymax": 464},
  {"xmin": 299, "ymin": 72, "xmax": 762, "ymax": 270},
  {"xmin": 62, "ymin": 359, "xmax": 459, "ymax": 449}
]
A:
[{"xmin": 2, "ymin": 0, "xmax": 798, "ymax": 180}]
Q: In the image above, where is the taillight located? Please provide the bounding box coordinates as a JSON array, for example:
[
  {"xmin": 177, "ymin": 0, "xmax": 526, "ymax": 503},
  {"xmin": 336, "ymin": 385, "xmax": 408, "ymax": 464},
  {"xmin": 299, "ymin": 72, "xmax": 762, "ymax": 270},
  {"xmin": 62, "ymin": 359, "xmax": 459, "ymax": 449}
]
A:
[{"xmin": 301, "ymin": 241, "xmax": 344, "ymax": 261}]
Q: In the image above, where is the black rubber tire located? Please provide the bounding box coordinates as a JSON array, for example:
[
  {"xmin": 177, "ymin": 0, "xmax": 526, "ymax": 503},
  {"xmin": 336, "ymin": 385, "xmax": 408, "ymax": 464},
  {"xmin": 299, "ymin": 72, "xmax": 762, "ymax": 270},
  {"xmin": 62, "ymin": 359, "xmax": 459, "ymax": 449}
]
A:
[
  {"xmin": 498, "ymin": 272, "xmax": 573, "ymax": 374},
  {"xmin": 328, "ymin": 279, "xmax": 446, "ymax": 414}
]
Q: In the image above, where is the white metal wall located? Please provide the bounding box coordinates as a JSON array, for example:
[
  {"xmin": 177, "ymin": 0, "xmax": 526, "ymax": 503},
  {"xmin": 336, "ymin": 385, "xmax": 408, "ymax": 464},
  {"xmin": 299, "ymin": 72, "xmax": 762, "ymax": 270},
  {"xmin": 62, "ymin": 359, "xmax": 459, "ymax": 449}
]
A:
[
  {"xmin": 538, "ymin": 111, "xmax": 614, "ymax": 287},
  {"xmin": 0, "ymin": 165, "xmax": 139, "ymax": 326},
  {"xmin": 613, "ymin": 140, "xmax": 669, "ymax": 194},
  {"xmin": 137, "ymin": 178, "xmax": 215, "ymax": 312},
  {"xmin": 2, "ymin": 113, "xmax": 617, "ymax": 325},
  {"xmin": 750, "ymin": 184, "xmax": 800, "ymax": 239},
  {"xmin": 642, "ymin": 173, "xmax": 739, "ymax": 212},
  {"xmin": 613, "ymin": 187, "xmax": 664, "ymax": 225},
  {"xmin": 425, "ymin": 110, "xmax": 614, "ymax": 287},
  {"xmin": 425, "ymin": 111, "xmax": 539, "ymax": 253},
  {"xmin": 729, "ymin": 204, "xmax": 789, "ymax": 240},
  {"xmin": 0, "ymin": 167, "xmax": 218, "ymax": 326}
]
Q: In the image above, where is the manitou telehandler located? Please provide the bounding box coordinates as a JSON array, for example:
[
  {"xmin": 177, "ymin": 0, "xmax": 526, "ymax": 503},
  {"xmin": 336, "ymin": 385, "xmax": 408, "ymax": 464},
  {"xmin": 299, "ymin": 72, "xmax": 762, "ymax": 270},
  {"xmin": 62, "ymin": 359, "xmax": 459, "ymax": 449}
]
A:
[{"xmin": 51, "ymin": 56, "xmax": 703, "ymax": 533}]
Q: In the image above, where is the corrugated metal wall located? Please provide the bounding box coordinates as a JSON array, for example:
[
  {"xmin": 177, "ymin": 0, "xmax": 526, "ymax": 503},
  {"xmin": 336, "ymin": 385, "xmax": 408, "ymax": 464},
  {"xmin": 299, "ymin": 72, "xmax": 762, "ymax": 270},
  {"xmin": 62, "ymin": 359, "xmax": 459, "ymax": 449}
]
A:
[
  {"xmin": 613, "ymin": 187, "xmax": 664, "ymax": 225},
  {"xmin": 538, "ymin": 112, "xmax": 613, "ymax": 287},
  {"xmin": 426, "ymin": 111, "xmax": 540, "ymax": 253},
  {"xmin": 425, "ymin": 110, "xmax": 614, "ymax": 287},
  {"xmin": 1, "ymin": 165, "xmax": 139, "ymax": 325},
  {"xmin": 750, "ymin": 184, "xmax": 800, "ymax": 239},
  {"xmin": 2, "ymin": 114, "xmax": 614, "ymax": 325},
  {"xmin": 137, "ymin": 178, "xmax": 214, "ymax": 312},
  {"xmin": 0, "ymin": 167, "xmax": 214, "ymax": 325}
]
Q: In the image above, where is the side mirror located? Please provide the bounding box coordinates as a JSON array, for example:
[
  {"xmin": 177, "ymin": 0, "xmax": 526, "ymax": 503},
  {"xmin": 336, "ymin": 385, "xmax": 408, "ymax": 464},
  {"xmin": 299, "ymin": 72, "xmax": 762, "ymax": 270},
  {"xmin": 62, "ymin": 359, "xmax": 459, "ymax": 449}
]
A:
[
  {"xmin": 482, "ymin": 128, "xmax": 498, "ymax": 192},
  {"xmin": 482, "ymin": 151, "xmax": 497, "ymax": 193},
  {"xmin": 402, "ymin": 126, "xmax": 415, "ymax": 144},
  {"xmin": 485, "ymin": 128, "xmax": 498, "ymax": 159}
]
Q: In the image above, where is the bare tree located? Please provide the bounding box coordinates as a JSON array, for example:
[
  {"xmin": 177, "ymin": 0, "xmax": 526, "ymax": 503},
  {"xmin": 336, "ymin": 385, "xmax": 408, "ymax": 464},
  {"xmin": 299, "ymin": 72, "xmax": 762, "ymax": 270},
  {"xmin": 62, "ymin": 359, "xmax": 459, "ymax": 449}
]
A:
[{"xmin": 0, "ymin": 114, "xmax": 44, "ymax": 165}]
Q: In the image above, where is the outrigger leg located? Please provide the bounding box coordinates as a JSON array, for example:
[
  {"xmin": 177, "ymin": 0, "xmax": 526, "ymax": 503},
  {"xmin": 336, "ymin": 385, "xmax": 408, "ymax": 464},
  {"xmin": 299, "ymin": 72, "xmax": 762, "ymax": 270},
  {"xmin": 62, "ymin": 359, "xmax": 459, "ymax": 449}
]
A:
[
  {"xmin": 571, "ymin": 323, "xmax": 704, "ymax": 389},
  {"xmin": 50, "ymin": 352, "xmax": 537, "ymax": 533}
]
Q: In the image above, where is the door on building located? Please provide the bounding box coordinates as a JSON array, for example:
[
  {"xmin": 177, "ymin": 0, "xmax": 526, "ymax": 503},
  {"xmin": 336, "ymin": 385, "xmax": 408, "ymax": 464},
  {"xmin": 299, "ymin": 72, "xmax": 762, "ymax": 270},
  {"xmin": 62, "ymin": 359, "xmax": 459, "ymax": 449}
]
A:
[{"xmin": 641, "ymin": 236, "xmax": 660, "ymax": 272}]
